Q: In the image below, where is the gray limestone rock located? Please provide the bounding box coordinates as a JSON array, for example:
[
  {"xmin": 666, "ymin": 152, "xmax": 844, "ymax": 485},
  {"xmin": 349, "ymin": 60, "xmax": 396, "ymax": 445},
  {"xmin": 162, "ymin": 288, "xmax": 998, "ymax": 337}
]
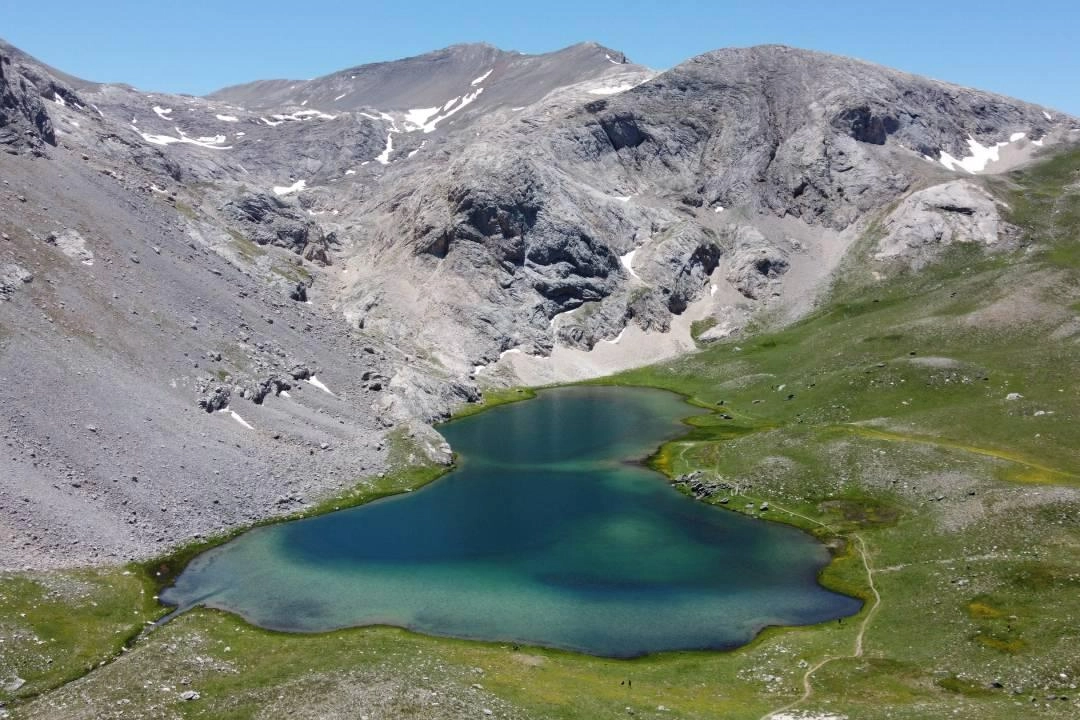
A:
[
  {"xmin": 0, "ymin": 51, "xmax": 55, "ymax": 150},
  {"xmin": 197, "ymin": 386, "xmax": 231, "ymax": 413},
  {"xmin": 0, "ymin": 262, "xmax": 32, "ymax": 297},
  {"xmin": 876, "ymin": 181, "xmax": 1005, "ymax": 270},
  {"xmin": 223, "ymin": 192, "xmax": 330, "ymax": 257}
]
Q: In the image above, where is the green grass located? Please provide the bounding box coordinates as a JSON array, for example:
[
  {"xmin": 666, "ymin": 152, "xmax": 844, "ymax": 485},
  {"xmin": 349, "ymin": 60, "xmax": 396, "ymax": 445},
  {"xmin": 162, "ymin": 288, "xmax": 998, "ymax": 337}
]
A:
[
  {"xmin": 997, "ymin": 145, "xmax": 1080, "ymax": 269},
  {"xmin": 173, "ymin": 200, "xmax": 197, "ymax": 221},
  {"xmin": 0, "ymin": 569, "xmax": 163, "ymax": 704},
  {"xmin": 690, "ymin": 317, "xmax": 718, "ymax": 342},
  {"xmin": 444, "ymin": 387, "xmax": 537, "ymax": 420},
  {"xmin": 227, "ymin": 229, "xmax": 266, "ymax": 261},
  {"xmin": 270, "ymin": 260, "xmax": 313, "ymax": 284}
]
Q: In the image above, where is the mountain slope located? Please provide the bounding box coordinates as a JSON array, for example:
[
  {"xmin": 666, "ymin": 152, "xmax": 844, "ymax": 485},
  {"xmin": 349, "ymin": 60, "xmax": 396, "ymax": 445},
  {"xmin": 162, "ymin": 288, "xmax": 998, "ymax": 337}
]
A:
[
  {"xmin": 338, "ymin": 45, "xmax": 1075, "ymax": 383},
  {"xmin": 0, "ymin": 37, "xmax": 1077, "ymax": 573},
  {"xmin": 210, "ymin": 41, "xmax": 638, "ymax": 116}
]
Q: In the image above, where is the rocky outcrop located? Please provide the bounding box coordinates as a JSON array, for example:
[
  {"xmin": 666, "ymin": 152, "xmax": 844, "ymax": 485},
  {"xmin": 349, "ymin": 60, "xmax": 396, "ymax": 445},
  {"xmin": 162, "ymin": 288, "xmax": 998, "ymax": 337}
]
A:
[
  {"xmin": 197, "ymin": 385, "xmax": 231, "ymax": 412},
  {"xmin": 876, "ymin": 181, "xmax": 1005, "ymax": 270},
  {"xmin": 45, "ymin": 229, "xmax": 94, "ymax": 265},
  {"xmin": 0, "ymin": 51, "xmax": 55, "ymax": 150},
  {"xmin": 337, "ymin": 44, "xmax": 1066, "ymax": 374},
  {"xmin": 635, "ymin": 223, "xmax": 723, "ymax": 313},
  {"xmin": 0, "ymin": 262, "xmax": 32, "ymax": 298},
  {"xmin": 725, "ymin": 226, "xmax": 790, "ymax": 300},
  {"xmin": 223, "ymin": 192, "xmax": 332, "ymax": 260},
  {"xmin": 244, "ymin": 376, "xmax": 292, "ymax": 404}
]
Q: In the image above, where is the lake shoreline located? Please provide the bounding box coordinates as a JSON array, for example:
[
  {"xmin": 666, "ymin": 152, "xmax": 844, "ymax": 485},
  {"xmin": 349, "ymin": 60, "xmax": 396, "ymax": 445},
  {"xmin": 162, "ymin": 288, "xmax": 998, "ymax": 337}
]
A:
[{"xmin": 154, "ymin": 384, "xmax": 864, "ymax": 658}]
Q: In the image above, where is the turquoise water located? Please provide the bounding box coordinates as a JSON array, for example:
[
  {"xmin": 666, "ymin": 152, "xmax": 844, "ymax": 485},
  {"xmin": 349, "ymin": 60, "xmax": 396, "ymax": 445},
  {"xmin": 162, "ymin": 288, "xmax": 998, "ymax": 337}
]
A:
[{"xmin": 161, "ymin": 386, "xmax": 860, "ymax": 657}]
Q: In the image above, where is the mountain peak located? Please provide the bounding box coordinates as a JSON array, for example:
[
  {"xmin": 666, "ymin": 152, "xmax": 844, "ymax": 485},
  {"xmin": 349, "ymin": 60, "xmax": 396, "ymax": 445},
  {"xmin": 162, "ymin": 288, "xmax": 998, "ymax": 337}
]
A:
[{"xmin": 208, "ymin": 40, "xmax": 640, "ymax": 113}]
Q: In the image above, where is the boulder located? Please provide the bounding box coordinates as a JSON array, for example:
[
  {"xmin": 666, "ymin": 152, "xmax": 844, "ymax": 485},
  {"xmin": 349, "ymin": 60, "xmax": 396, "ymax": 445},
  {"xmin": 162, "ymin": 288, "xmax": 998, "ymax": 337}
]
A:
[
  {"xmin": 197, "ymin": 386, "xmax": 230, "ymax": 413},
  {"xmin": 876, "ymin": 181, "xmax": 1005, "ymax": 270}
]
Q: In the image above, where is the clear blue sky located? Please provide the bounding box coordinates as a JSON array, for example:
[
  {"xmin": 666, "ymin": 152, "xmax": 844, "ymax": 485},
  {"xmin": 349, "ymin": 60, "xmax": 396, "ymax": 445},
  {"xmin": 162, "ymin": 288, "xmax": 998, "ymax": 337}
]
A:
[{"xmin": 2, "ymin": 0, "xmax": 1077, "ymax": 113}]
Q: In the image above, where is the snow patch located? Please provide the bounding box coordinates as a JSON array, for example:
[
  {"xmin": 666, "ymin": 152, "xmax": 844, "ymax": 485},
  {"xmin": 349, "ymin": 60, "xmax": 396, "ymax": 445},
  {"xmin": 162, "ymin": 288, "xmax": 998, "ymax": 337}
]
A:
[
  {"xmin": 612, "ymin": 195, "xmax": 631, "ymax": 203},
  {"xmin": 153, "ymin": 105, "xmax": 173, "ymax": 119},
  {"xmin": 404, "ymin": 106, "xmax": 440, "ymax": 129},
  {"xmin": 305, "ymin": 375, "xmax": 335, "ymax": 395},
  {"xmin": 620, "ymin": 250, "xmax": 640, "ymax": 279},
  {"xmin": 499, "ymin": 348, "xmax": 523, "ymax": 359},
  {"xmin": 218, "ymin": 407, "xmax": 254, "ymax": 430},
  {"xmin": 261, "ymin": 110, "xmax": 336, "ymax": 126},
  {"xmin": 280, "ymin": 390, "xmax": 291, "ymax": 398},
  {"xmin": 471, "ymin": 69, "xmax": 493, "ymax": 86},
  {"xmin": 412, "ymin": 88, "xmax": 484, "ymax": 133},
  {"xmin": 215, "ymin": 114, "xmax": 239, "ymax": 122},
  {"xmin": 333, "ymin": 92, "xmax": 349, "ymax": 101},
  {"xmin": 1032, "ymin": 138, "xmax": 1044, "ymax": 147},
  {"xmin": 136, "ymin": 126, "xmax": 232, "ymax": 150},
  {"xmin": 713, "ymin": 205, "xmax": 725, "ymax": 213},
  {"xmin": 52, "ymin": 93, "xmax": 66, "ymax": 107},
  {"xmin": 376, "ymin": 131, "xmax": 396, "ymax": 164},
  {"xmin": 588, "ymin": 84, "xmax": 633, "ymax": 96},
  {"xmin": 605, "ymin": 53, "xmax": 620, "ymax": 65},
  {"xmin": 939, "ymin": 137, "xmax": 1008, "ymax": 174},
  {"xmin": 345, "ymin": 169, "xmax": 356, "ymax": 175},
  {"xmin": 603, "ymin": 328, "xmax": 627, "ymax": 344},
  {"xmin": 1044, "ymin": 111, "xmax": 1053, "ymax": 121},
  {"xmin": 1009, "ymin": 132, "xmax": 1027, "ymax": 142},
  {"xmin": 273, "ymin": 179, "xmax": 307, "ymax": 196},
  {"xmin": 407, "ymin": 141, "xmax": 427, "ymax": 159}
]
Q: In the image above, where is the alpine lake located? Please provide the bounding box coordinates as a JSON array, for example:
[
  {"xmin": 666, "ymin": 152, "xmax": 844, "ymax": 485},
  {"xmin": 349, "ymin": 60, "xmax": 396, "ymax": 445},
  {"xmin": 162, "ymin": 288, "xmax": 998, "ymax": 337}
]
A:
[{"xmin": 161, "ymin": 386, "xmax": 860, "ymax": 658}]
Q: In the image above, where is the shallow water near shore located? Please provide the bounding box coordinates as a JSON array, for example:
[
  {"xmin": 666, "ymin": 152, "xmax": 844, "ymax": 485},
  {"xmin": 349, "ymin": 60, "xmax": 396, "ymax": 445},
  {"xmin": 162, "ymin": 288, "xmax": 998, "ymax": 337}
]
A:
[{"xmin": 161, "ymin": 385, "xmax": 860, "ymax": 657}]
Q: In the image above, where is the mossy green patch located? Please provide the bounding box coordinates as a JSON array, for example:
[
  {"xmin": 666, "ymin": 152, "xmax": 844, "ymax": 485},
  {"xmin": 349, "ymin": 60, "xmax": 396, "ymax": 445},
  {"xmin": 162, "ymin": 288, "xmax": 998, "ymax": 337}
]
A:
[
  {"xmin": 0, "ymin": 569, "xmax": 163, "ymax": 703},
  {"xmin": 446, "ymin": 387, "xmax": 537, "ymax": 420}
]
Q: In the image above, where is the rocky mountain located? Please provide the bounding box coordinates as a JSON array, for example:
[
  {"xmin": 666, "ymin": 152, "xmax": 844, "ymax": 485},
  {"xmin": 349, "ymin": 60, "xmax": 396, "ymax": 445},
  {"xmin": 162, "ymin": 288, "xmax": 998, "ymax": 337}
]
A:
[
  {"xmin": 210, "ymin": 41, "xmax": 636, "ymax": 114},
  {"xmin": 0, "ymin": 37, "xmax": 1076, "ymax": 570}
]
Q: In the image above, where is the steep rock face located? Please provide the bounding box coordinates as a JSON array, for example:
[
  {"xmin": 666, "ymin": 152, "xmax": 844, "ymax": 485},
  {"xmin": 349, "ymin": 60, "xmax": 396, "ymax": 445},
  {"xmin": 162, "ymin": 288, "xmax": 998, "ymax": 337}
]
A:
[
  {"xmin": 876, "ymin": 181, "xmax": 1006, "ymax": 269},
  {"xmin": 634, "ymin": 223, "xmax": 723, "ymax": 313},
  {"xmin": 223, "ymin": 192, "xmax": 333, "ymax": 261},
  {"xmin": 0, "ymin": 51, "xmax": 55, "ymax": 150},
  {"xmin": 724, "ymin": 226, "xmax": 791, "ymax": 300},
  {"xmin": 340, "ymin": 45, "xmax": 1068, "ymax": 370},
  {"xmin": 554, "ymin": 46, "xmax": 1056, "ymax": 229}
]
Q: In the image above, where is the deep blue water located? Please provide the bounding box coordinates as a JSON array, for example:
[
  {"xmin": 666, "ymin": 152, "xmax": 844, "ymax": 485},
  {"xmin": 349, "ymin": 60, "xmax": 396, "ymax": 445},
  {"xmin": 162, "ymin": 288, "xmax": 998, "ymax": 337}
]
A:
[{"xmin": 161, "ymin": 385, "xmax": 860, "ymax": 657}]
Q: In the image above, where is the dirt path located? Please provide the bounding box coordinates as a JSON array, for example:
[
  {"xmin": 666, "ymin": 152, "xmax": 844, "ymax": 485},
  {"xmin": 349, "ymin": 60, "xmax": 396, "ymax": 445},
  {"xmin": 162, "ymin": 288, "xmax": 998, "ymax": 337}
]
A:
[{"xmin": 758, "ymin": 534, "xmax": 880, "ymax": 720}]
